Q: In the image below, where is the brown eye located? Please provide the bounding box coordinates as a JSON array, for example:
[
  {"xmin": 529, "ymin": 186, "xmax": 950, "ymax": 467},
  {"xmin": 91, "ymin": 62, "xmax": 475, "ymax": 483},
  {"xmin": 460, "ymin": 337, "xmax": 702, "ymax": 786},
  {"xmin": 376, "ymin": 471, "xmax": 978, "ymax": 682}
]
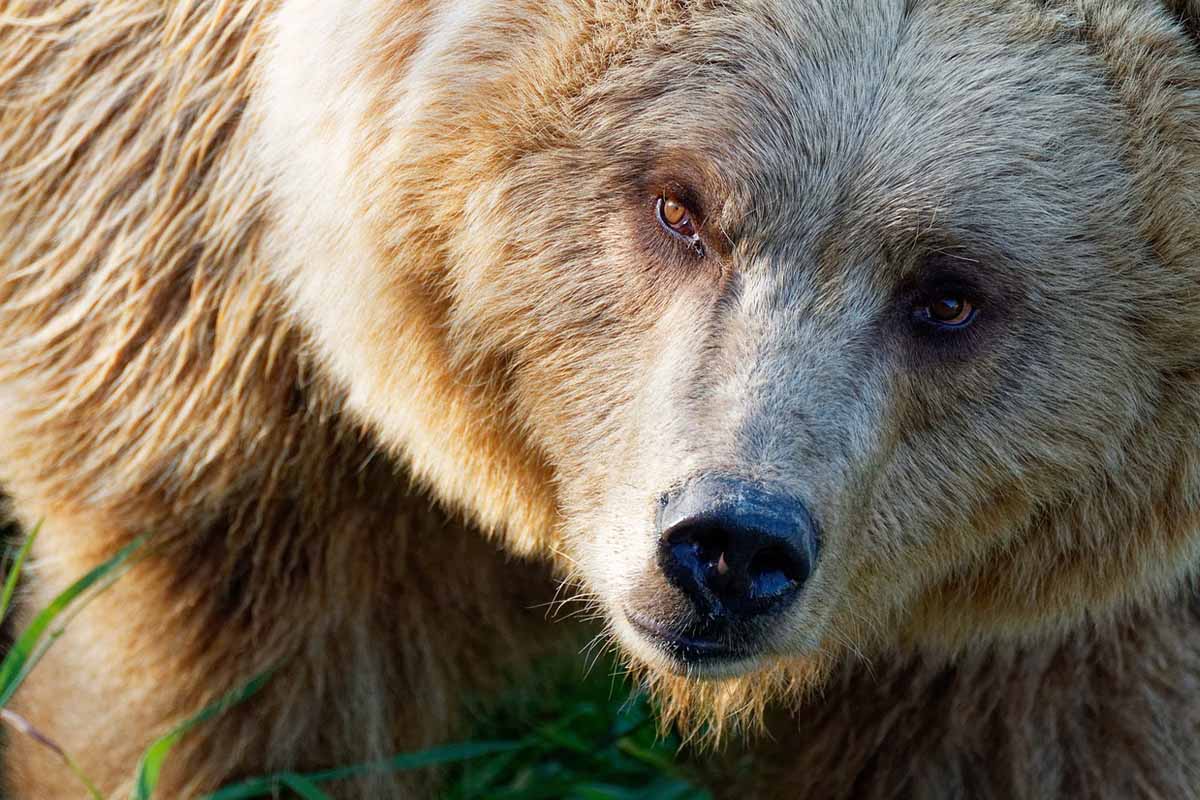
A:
[
  {"xmin": 921, "ymin": 296, "xmax": 976, "ymax": 328},
  {"xmin": 662, "ymin": 196, "xmax": 687, "ymax": 226},
  {"xmin": 655, "ymin": 192, "xmax": 701, "ymax": 251}
]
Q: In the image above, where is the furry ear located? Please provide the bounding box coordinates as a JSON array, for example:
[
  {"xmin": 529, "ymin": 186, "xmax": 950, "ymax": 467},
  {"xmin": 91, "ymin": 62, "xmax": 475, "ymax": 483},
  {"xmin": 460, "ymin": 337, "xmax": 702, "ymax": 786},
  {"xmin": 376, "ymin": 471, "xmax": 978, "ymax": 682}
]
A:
[{"xmin": 1162, "ymin": 0, "xmax": 1200, "ymax": 42}]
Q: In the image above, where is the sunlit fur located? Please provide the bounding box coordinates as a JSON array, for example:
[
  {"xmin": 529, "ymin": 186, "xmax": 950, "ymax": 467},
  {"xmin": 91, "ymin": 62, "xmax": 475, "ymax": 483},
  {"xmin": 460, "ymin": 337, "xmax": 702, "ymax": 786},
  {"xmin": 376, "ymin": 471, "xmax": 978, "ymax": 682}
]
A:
[
  {"xmin": 0, "ymin": 2, "xmax": 561, "ymax": 796},
  {"xmin": 3, "ymin": 0, "xmax": 1200, "ymax": 797}
]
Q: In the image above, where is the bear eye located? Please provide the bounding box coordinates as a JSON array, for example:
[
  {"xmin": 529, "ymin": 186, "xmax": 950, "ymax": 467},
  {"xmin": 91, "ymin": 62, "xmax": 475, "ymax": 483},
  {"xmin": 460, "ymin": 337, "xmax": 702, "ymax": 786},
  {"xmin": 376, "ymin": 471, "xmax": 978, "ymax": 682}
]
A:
[
  {"xmin": 656, "ymin": 192, "xmax": 704, "ymax": 255},
  {"xmin": 916, "ymin": 295, "xmax": 976, "ymax": 329}
]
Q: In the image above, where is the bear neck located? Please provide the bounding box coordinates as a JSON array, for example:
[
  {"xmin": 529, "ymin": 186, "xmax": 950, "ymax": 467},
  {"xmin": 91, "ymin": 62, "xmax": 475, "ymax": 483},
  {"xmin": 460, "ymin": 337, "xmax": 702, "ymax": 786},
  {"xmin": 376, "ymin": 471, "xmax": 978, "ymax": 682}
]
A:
[{"xmin": 715, "ymin": 589, "xmax": 1200, "ymax": 798}]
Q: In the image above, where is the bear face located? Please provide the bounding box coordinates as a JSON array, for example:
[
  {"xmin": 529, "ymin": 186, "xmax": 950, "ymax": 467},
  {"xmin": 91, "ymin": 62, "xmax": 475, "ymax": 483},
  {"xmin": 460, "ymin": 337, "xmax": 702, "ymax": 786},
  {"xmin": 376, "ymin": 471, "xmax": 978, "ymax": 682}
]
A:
[{"xmin": 259, "ymin": 0, "xmax": 1200, "ymax": 696}]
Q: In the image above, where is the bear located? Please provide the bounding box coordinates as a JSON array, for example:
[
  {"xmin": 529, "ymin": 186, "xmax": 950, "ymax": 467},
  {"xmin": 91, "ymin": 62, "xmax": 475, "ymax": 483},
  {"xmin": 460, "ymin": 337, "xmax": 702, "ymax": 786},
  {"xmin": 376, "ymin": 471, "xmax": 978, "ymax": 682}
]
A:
[{"xmin": 2, "ymin": 0, "xmax": 1200, "ymax": 797}]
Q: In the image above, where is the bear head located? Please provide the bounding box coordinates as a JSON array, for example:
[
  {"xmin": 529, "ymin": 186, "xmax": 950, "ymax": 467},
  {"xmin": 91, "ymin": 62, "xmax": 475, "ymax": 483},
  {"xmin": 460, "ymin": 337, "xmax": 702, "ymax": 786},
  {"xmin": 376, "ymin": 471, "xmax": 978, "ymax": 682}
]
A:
[{"xmin": 258, "ymin": 0, "xmax": 1200, "ymax": 724}]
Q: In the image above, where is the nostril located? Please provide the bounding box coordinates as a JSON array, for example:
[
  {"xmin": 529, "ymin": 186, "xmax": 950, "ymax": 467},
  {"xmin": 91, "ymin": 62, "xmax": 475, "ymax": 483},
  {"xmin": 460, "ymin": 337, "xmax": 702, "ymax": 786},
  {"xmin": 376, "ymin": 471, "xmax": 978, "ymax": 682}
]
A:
[
  {"xmin": 665, "ymin": 524, "xmax": 732, "ymax": 594},
  {"xmin": 688, "ymin": 526, "xmax": 727, "ymax": 568},
  {"xmin": 747, "ymin": 545, "xmax": 806, "ymax": 601}
]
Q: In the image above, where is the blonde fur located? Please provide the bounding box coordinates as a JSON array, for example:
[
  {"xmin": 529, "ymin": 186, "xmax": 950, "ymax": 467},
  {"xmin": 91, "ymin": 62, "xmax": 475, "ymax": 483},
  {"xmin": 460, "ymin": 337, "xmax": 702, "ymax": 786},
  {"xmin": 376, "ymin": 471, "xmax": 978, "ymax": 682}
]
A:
[{"xmin": 3, "ymin": 0, "xmax": 1200, "ymax": 797}]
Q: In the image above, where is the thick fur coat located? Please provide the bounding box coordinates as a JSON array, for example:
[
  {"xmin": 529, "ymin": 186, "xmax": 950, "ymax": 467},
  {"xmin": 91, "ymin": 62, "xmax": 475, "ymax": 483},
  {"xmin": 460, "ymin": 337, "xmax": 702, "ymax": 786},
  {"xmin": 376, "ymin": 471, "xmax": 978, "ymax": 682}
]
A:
[{"xmin": 2, "ymin": 1, "xmax": 1200, "ymax": 797}]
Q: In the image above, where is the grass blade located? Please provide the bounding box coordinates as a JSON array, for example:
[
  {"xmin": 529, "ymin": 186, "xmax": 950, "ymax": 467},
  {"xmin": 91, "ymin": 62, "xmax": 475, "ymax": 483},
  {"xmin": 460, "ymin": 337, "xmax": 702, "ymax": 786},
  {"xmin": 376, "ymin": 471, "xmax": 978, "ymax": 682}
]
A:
[
  {"xmin": 614, "ymin": 738, "xmax": 681, "ymax": 774},
  {"xmin": 203, "ymin": 740, "xmax": 524, "ymax": 800},
  {"xmin": 279, "ymin": 774, "xmax": 332, "ymax": 799},
  {"xmin": 200, "ymin": 773, "xmax": 335, "ymax": 800},
  {"xmin": 569, "ymin": 784, "xmax": 640, "ymax": 800},
  {"xmin": 335, "ymin": 740, "xmax": 525, "ymax": 777},
  {"xmin": 132, "ymin": 671, "xmax": 272, "ymax": 800},
  {"xmin": 0, "ymin": 708, "xmax": 104, "ymax": 799},
  {"xmin": 0, "ymin": 534, "xmax": 145, "ymax": 708},
  {"xmin": 0, "ymin": 521, "xmax": 39, "ymax": 624}
]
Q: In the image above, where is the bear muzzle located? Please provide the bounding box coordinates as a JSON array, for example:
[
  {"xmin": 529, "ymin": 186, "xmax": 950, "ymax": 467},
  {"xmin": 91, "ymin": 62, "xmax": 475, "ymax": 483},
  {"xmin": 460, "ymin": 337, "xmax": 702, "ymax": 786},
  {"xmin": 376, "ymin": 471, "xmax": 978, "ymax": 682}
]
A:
[{"xmin": 623, "ymin": 476, "xmax": 821, "ymax": 671}]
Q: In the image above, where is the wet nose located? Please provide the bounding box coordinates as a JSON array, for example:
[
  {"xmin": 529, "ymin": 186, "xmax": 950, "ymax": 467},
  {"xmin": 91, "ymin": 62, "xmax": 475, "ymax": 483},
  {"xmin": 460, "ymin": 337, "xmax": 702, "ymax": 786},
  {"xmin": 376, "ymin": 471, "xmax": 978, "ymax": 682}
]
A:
[{"xmin": 656, "ymin": 476, "xmax": 819, "ymax": 621}]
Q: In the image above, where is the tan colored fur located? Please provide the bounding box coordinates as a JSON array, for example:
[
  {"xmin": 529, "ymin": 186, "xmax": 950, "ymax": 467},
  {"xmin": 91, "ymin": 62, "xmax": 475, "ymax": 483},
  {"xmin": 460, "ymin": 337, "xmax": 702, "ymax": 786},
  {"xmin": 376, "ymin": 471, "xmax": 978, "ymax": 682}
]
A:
[
  {"xmin": 2, "ymin": 0, "xmax": 1200, "ymax": 797},
  {"xmin": 0, "ymin": 2, "xmax": 561, "ymax": 796}
]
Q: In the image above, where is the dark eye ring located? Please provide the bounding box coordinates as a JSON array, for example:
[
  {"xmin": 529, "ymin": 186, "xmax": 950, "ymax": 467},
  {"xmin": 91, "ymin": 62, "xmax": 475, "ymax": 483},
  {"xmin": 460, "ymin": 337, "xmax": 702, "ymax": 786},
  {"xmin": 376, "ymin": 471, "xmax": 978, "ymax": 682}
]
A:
[
  {"xmin": 655, "ymin": 193, "xmax": 704, "ymax": 255},
  {"xmin": 916, "ymin": 296, "xmax": 977, "ymax": 329}
]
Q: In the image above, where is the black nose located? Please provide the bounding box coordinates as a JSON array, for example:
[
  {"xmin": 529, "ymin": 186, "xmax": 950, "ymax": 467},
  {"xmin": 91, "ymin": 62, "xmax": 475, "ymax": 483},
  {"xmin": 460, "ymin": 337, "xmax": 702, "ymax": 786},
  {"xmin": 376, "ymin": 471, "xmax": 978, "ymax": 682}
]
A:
[{"xmin": 656, "ymin": 476, "xmax": 819, "ymax": 620}]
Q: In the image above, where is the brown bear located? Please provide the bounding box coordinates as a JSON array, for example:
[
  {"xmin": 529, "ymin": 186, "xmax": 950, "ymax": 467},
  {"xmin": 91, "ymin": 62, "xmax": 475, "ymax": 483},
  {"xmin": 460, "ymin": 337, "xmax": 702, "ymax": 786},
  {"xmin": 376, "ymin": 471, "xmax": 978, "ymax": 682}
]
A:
[{"xmin": 2, "ymin": 0, "xmax": 1200, "ymax": 797}]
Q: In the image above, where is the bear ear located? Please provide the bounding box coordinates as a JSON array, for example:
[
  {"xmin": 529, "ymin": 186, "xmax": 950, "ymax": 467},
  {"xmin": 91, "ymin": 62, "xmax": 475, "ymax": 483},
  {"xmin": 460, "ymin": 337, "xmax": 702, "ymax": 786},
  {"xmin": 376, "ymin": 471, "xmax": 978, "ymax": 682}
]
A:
[{"xmin": 1162, "ymin": 0, "xmax": 1200, "ymax": 42}]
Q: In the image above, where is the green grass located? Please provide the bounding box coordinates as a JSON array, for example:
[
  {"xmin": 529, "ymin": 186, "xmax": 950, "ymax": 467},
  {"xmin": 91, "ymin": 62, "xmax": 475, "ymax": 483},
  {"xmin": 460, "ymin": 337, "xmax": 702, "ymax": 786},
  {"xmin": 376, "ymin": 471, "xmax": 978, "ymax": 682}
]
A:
[
  {"xmin": 0, "ymin": 522, "xmax": 704, "ymax": 799},
  {"xmin": 442, "ymin": 660, "xmax": 710, "ymax": 800}
]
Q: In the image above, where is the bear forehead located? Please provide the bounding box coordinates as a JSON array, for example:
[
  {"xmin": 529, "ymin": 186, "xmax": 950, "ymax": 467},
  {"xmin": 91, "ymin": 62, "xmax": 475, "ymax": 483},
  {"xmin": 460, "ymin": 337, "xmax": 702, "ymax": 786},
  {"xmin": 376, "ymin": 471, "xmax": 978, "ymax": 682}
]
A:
[{"xmin": 571, "ymin": 0, "xmax": 1128, "ymax": 258}]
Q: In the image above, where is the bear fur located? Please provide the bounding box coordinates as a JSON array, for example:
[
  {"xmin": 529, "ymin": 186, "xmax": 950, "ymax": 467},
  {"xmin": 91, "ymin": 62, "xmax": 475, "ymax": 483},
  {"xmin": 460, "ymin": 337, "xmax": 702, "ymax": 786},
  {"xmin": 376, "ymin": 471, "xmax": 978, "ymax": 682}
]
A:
[{"xmin": 2, "ymin": 0, "xmax": 1200, "ymax": 797}]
